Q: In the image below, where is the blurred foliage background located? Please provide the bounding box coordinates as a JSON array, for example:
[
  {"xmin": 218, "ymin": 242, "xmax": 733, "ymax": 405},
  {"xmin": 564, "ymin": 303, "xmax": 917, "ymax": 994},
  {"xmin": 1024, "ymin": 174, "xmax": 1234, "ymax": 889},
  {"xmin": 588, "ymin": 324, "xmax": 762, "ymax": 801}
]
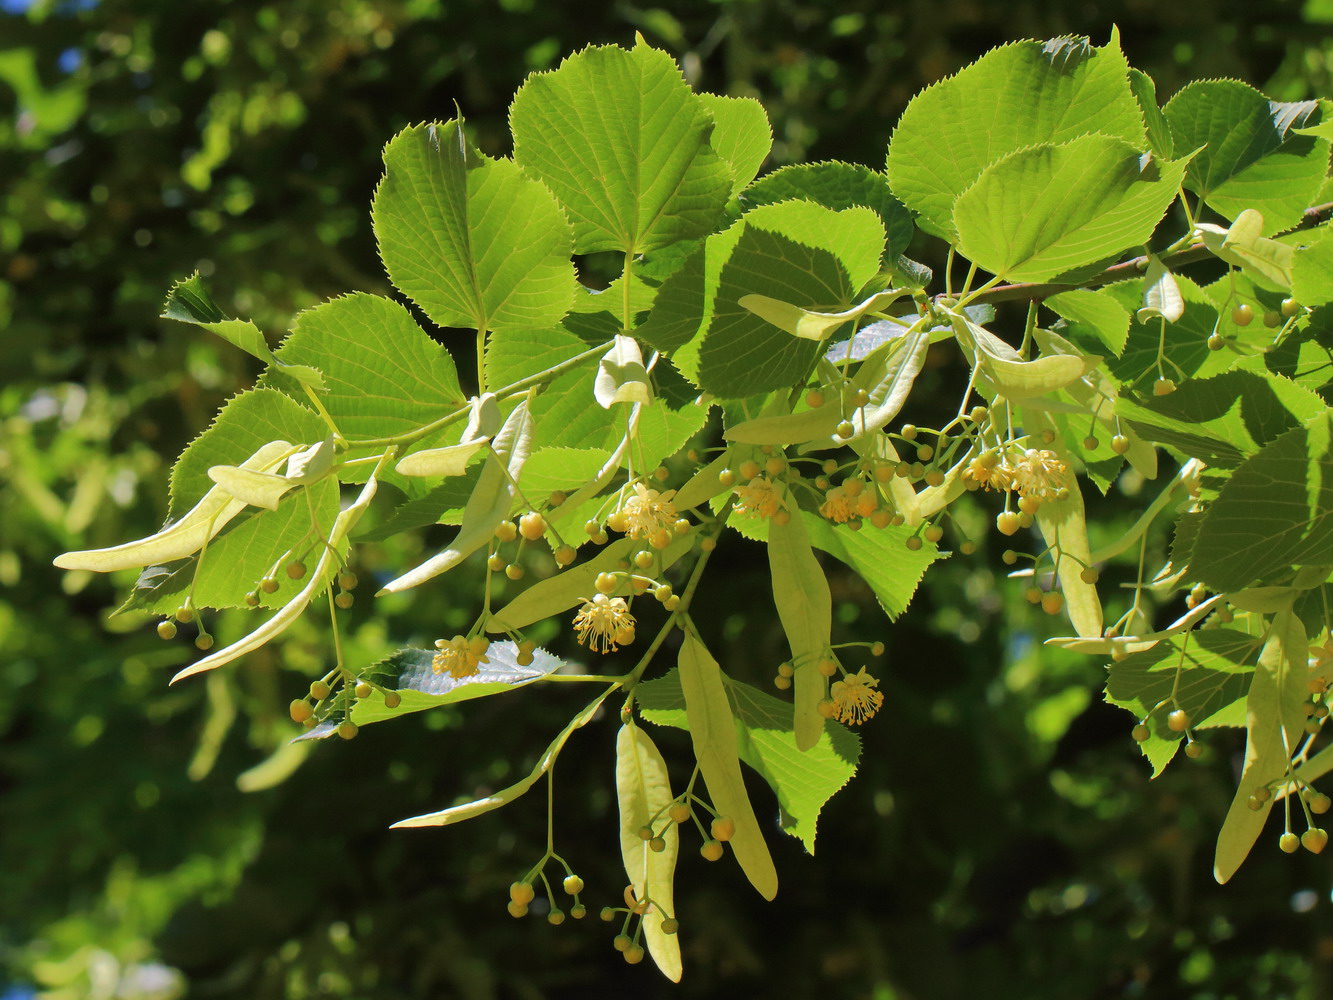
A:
[{"xmin": 7, "ymin": 0, "xmax": 1333, "ymax": 997}]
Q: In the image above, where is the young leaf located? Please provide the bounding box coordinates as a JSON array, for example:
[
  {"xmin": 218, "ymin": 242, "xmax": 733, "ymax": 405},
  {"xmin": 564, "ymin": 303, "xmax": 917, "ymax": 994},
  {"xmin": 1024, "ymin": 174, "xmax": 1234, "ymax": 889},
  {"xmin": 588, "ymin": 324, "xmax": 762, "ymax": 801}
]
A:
[
  {"xmin": 953, "ymin": 135, "xmax": 1189, "ymax": 283},
  {"xmin": 1215, "ymin": 604, "xmax": 1308, "ymax": 883},
  {"xmin": 510, "ymin": 38, "xmax": 731, "ymax": 254},
  {"xmin": 1128, "ymin": 68, "xmax": 1174, "ymax": 159},
  {"xmin": 740, "ymin": 160, "xmax": 914, "ymax": 258},
  {"xmin": 379, "ymin": 396, "xmax": 535, "ymax": 594},
  {"xmin": 698, "ymin": 92, "xmax": 771, "ymax": 200},
  {"xmin": 54, "ymin": 440, "xmax": 294, "ymax": 572},
  {"xmin": 768, "ymin": 490, "xmax": 833, "ymax": 752},
  {"xmin": 162, "ymin": 273, "xmax": 325, "ymax": 390},
  {"xmin": 887, "ymin": 30, "xmax": 1146, "ymax": 240},
  {"xmin": 1046, "ymin": 287, "xmax": 1132, "ymax": 355},
  {"xmin": 677, "ymin": 631, "xmax": 778, "ymax": 900},
  {"xmin": 951, "ymin": 311, "xmax": 1098, "ymax": 399},
  {"xmin": 616, "ymin": 723, "xmax": 682, "ymax": 982},
  {"xmin": 391, "ymin": 687, "xmax": 614, "ymax": 828},
  {"xmin": 1195, "ymin": 212, "xmax": 1295, "ymax": 291},
  {"xmin": 1165, "ymin": 81, "xmax": 1327, "ymax": 234},
  {"xmin": 372, "ymin": 120, "xmax": 576, "ymax": 334},
  {"xmin": 1137, "ymin": 254, "xmax": 1185, "ymax": 323},
  {"xmin": 394, "ymin": 394, "xmax": 500, "ymax": 478},
  {"xmin": 594, "ymin": 335, "xmax": 654, "ymax": 408}
]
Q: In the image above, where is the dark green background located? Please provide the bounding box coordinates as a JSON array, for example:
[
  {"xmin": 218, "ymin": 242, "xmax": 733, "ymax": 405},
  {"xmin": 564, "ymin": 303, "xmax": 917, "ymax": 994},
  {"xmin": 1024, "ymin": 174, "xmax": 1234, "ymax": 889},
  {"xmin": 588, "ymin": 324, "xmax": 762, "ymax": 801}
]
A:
[{"xmin": 5, "ymin": 1, "xmax": 1333, "ymax": 997}]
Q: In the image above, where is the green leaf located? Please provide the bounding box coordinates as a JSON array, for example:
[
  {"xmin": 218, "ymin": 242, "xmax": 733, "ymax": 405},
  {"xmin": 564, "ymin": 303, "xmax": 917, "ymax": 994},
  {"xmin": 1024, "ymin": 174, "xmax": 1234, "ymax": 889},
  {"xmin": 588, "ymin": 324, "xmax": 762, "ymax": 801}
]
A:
[
  {"xmin": 163, "ymin": 275, "xmax": 326, "ymax": 389},
  {"xmin": 1105, "ymin": 629, "xmax": 1262, "ymax": 776},
  {"xmin": 485, "ymin": 324, "xmax": 591, "ymax": 391},
  {"xmin": 1215, "ymin": 604, "xmax": 1308, "ymax": 883},
  {"xmin": 1129, "ymin": 68, "xmax": 1174, "ymax": 159},
  {"xmin": 380, "ymin": 396, "xmax": 535, "ymax": 594},
  {"xmin": 1191, "ymin": 415, "xmax": 1333, "ymax": 592},
  {"xmin": 1164, "ymin": 81, "xmax": 1327, "ymax": 234},
  {"xmin": 953, "ymin": 135, "xmax": 1188, "ymax": 283},
  {"xmin": 1046, "ymin": 288, "xmax": 1132, "ymax": 355},
  {"xmin": 519, "ymin": 446, "xmax": 614, "ymax": 498},
  {"xmin": 1292, "ymin": 229, "xmax": 1333, "ymax": 308},
  {"xmin": 695, "ymin": 203, "xmax": 886, "ymax": 396},
  {"xmin": 510, "ymin": 38, "xmax": 731, "ymax": 254},
  {"xmin": 372, "ymin": 120, "xmax": 576, "ymax": 333},
  {"xmin": 616, "ymin": 723, "xmax": 682, "ymax": 982},
  {"xmin": 677, "ymin": 632, "xmax": 778, "ymax": 899},
  {"xmin": 1094, "ymin": 277, "xmax": 1225, "ymax": 388},
  {"xmin": 265, "ymin": 293, "xmax": 466, "ymax": 441},
  {"xmin": 350, "ymin": 641, "xmax": 562, "ymax": 726},
  {"xmin": 638, "ymin": 669, "xmax": 859, "ymax": 854},
  {"xmin": 1116, "ymin": 370, "xmax": 1326, "ymax": 469},
  {"xmin": 768, "ymin": 490, "xmax": 833, "ymax": 752},
  {"xmin": 741, "ymin": 161, "xmax": 914, "ymax": 258},
  {"xmin": 391, "ymin": 687, "xmax": 614, "ymax": 829},
  {"xmin": 887, "ymin": 30, "xmax": 1145, "ymax": 240},
  {"xmin": 168, "ymin": 388, "xmax": 329, "ymax": 519},
  {"xmin": 698, "ymin": 93, "xmax": 771, "ymax": 200}
]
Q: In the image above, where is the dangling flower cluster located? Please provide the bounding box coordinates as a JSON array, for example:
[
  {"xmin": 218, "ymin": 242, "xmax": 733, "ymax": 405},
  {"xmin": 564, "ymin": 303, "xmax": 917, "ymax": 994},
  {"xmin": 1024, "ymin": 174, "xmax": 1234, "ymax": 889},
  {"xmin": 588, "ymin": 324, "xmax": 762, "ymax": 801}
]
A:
[
  {"xmin": 733, "ymin": 476, "xmax": 785, "ymax": 519},
  {"xmin": 962, "ymin": 448, "xmax": 1067, "ymax": 501},
  {"xmin": 610, "ymin": 482, "xmax": 678, "ymax": 541},
  {"xmin": 433, "ymin": 634, "xmax": 490, "ymax": 679},
  {"xmin": 1010, "ymin": 448, "xmax": 1068, "ymax": 501},
  {"xmin": 818, "ymin": 485, "xmax": 857, "ymax": 524},
  {"xmin": 829, "ymin": 667, "xmax": 885, "ymax": 725},
  {"xmin": 572, "ymin": 593, "xmax": 637, "ymax": 653}
]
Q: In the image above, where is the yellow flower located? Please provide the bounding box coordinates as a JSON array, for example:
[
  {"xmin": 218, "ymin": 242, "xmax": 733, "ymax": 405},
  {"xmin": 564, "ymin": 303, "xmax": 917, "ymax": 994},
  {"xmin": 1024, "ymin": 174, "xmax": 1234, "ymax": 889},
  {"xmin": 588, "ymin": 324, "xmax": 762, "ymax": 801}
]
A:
[
  {"xmin": 616, "ymin": 482, "xmax": 678, "ymax": 540},
  {"xmin": 819, "ymin": 486, "xmax": 856, "ymax": 524},
  {"xmin": 961, "ymin": 452, "xmax": 1003, "ymax": 491},
  {"xmin": 433, "ymin": 634, "xmax": 489, "ymax": 679},
  {"xmin": 733, "ymin": 476, "xmax": 785, "ymax": 519},
  {"xmin": 1011, "ymin": 448, "xmax": 1067, "ymax": 500},
  {"xmin": 829, "ymin": 667, "xmax": 885, "ymax": 725},
  {"xmin": 572, "ymin": 593, "xmax": 637, "ymax": 653}
]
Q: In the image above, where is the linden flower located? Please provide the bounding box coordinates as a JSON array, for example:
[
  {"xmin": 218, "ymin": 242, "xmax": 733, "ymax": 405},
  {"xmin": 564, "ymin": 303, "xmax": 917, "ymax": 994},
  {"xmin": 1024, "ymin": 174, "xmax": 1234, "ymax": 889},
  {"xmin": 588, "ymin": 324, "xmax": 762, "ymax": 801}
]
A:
[
  {"xmin": 819, "ymin": 486, "xmax": 856, "ymax": 524},
  {"xmin": 573, "ymin": 593, "xmax": 637, "ymax": 653},
  {"xmin": 733, "ymin": 476, "xmax": 785, "ymax": 519},
  {"xmin": 1011, "ymin": 448, "xmax": 1068, "ymax": 500},
  {"xmin": 433, "ymin": 634, "xmax": 489, "ymax": 679},
  {"xmin": 961, "ymin": 452, "xmax": 1002, "ymax": 491},
  {"xmin": 616, "ymin": 482, "xmax": 678, "ymax": 540},
  {"xmin": 830, "ymin": 667, "xmax": 885, "ymax": 725}
]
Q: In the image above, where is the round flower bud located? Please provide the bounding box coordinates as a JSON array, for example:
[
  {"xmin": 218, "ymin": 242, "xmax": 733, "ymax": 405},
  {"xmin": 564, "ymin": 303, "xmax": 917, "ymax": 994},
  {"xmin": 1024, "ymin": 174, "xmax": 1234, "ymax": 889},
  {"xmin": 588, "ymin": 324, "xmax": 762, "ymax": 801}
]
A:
[
  {"xmin": 384, "ymin": 691, "xmax": 402, "ymax": 709},
  {"xmin": 563, "ymin": 874, "xmax": 584, "ymax": 895},
  {"xmin": 157, "ymin": 620, "xmax": 177, "ymax": 640}
]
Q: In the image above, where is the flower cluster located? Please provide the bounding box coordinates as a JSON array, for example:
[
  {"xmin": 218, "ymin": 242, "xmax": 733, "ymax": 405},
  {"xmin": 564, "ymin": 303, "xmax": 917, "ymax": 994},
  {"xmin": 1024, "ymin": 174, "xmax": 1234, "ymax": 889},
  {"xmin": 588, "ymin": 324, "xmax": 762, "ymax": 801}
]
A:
[
  {"xmin": 733, "ymin": 476, "xmax": 785, "ymax": 519},
  {"xmin": 433, "ymin": 634, "xmax": 490, "ymax": 678},
  {"xmin": 963, "ymin": 448, "xmax": 1068, "ymax": 501},
  {"xmin": 611, "ymin": 483, "xmax": 678, "ymax": 542},
  {"xmin": 829, "ymin": 668, "xmax": 885, "ymax": 725},
  {"xmin": 573, "ymin": 593, "xmax": 637, "ymax": 653}
]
